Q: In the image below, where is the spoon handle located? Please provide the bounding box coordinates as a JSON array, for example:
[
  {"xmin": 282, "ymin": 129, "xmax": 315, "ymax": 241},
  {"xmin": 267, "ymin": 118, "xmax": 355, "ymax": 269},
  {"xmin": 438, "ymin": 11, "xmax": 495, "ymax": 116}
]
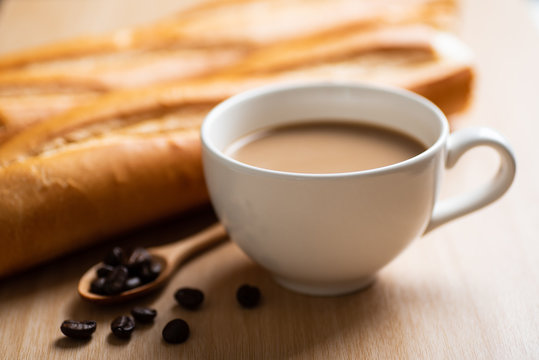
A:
[{"xmin": 149, "ymin": 223, "xmax": 228, "ymax": 268}]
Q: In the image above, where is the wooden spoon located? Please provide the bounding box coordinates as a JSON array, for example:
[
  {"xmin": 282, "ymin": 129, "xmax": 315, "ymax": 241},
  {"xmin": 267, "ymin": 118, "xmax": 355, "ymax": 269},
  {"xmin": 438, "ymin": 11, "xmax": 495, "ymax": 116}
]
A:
[{"xmin": 78, "ymin": 223, "xmax": 228, "ymax": 304}]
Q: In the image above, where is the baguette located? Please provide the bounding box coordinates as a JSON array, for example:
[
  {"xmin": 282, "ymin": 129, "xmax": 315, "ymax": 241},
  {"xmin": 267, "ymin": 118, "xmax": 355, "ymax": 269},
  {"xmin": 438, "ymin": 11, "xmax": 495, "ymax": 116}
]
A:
[
  {"xmin": 0, "ymin": 0, "xmax": 455, "ymax": 142},
  {"xmin": 0, "ymin": 0, "xmax": 454, "ymax": 70},
  {"xmin": 0, "ymin": 25, "xmax": 473, "ymax": 277},
  {"xmin": 0, "ymin": 25, "xmax": 474, "ymax": 165},
  {"xmin": 0, "ymin": 129, "xmax": 209, "ymax": 277}
]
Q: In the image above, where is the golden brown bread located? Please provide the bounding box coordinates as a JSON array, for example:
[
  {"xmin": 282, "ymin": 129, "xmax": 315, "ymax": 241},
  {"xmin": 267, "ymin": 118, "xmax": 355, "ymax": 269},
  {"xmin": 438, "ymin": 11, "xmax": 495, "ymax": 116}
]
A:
[
  {"xmin": 0, "ymin": 0, "xmax": 455, "ymax": 142},
  {"xmin": 0, "ymin": 25, "xmax": 473, "ymax": 277},
  {"xmin": 0, "ymin": 25, "xmax": 473, "ymax": 164},
  {"xmin": 0, "ymin": 1, "xmax": 473, "ymax": 277},
  {"xmin": 0, "ymin": 0, "xmax": 455, "ymax": 70},
  {"xmin": 0, "ymin": 25, "xmax": 472, "ymax": 147},
  {"xmin": 0, "ymin": 128, "xmax": 209, "ymax": 277}
]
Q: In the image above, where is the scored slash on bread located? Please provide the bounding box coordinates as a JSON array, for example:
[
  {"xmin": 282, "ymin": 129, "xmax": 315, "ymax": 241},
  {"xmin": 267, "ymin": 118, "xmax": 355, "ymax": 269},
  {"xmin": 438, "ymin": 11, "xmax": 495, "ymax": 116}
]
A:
[{"xmin": 0, "ymin": 0, "xmax": 472, "ymax": 277}]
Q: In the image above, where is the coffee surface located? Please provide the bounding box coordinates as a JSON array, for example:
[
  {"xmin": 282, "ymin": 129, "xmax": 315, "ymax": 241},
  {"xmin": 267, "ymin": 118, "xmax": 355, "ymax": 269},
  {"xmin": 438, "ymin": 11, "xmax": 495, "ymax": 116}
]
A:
[{"xmin": 226, "ymin": 121, "xmax": 426, "ymax": 174}]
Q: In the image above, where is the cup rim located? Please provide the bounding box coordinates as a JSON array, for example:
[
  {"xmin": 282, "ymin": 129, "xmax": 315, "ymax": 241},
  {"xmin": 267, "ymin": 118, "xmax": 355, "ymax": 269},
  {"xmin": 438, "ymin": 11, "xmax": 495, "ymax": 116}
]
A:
[{"xmin": 201, "ymin": 81, "xmax": 449, "ymax": 179}]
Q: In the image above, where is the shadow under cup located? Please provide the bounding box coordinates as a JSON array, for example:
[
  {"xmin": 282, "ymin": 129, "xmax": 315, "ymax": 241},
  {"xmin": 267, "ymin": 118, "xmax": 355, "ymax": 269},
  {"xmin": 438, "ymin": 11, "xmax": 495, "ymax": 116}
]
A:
[{"xmin": 201, "ymin": 82, "xmax": 448, "ymax": 296}]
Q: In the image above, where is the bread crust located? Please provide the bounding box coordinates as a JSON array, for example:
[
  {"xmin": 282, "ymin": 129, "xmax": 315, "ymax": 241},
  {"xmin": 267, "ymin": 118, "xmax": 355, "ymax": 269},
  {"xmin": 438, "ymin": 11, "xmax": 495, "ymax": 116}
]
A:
[{"xmin": 0, "ymin": 129, "xmax": 208, "ymax": 277}]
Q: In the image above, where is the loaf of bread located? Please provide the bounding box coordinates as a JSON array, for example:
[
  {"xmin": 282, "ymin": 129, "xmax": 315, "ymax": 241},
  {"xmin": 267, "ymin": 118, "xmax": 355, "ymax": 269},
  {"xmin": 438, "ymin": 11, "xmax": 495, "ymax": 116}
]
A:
[
  {"xmin": 0, "ymin": 0, "xmax": 455, "ymax": 143},
  {"xmin": 0, "ymin": 22, "xmax": 473, "ymax": 277},
  {"xmin": 0, "ymin": 0, "xmax": 474, "ymax": 277}
]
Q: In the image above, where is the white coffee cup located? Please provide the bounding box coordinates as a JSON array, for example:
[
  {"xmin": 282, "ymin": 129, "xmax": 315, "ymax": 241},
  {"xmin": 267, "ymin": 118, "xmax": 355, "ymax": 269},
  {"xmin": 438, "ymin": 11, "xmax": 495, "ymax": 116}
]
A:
[{"xmin": 201, "ymin": 82, "xmax": 516, "ymax": 296}]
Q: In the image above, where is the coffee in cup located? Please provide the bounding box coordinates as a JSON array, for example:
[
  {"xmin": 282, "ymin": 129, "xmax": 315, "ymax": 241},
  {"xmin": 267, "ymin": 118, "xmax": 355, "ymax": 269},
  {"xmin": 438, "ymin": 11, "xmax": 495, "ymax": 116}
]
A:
[
  {"xmin": 201, "ymin": 82, "xmax": 516, "ymax": 296},
  {"xmin": 225, "ymin": 121, "xmax": 426, "ymax": 174}
]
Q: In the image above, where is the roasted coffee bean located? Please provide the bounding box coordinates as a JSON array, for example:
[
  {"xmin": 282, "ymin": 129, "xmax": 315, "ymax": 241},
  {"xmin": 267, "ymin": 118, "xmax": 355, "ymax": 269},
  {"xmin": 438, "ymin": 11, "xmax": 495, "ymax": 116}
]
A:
[
  {"xmin": 174, "ymin": 288, "xmax": 204, "ymax": 310},
  {"xmin": 162, "ymin": 319, "xmax": 189, "ymax": 344},
  {"xmin": 103, "ymin": 265, "xmax": 129, "ymax": 295},
  {"xmin": 236, "ymin": 284, "xmax": 261, "ymax": 308},
  {"xmin": 96, "ymin": 264, "xmax": 115, "ymax": 278},
  {"xmin": 60, "ymin": 320, "xmax": 97, "ymax": 340},
  {"xmin": 111, "ymin": 316, "xmax": 135, "ymax": 339},
  {"xmin": 139, "ymin": 261, "xmax": 162, "ymax": 283},
  {"xmin": 124, "ymin": 277, "xmax": 142, "ymax": 291},
  {"xmin": 127, "ymin": 247, "xmax": 152, "ymax": 274},
  {"xmin": 131, "ymin": 307, "xmax": 157, "ymax": 323},
  {"xmin": 104, "ymin": 246, "xmax": 125, "ymax": 266},
  {"xmin": 90, "ymin": 277, "xmax": 107, "ymax": 295}
]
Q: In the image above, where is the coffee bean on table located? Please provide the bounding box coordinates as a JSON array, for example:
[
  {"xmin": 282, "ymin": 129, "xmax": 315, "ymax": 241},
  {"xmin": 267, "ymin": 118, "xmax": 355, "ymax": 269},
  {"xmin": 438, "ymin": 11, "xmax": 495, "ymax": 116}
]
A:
[
  {"xmin": 174, "ymin": 288, "xmax": 204, "ymax": 310},
  {"xmin": 162, "ymin": 319, "xmax": 190, "ymax": 344},
  {"xmin": 124, "ymin": 277, "xmax": 142, "ymax": 291},
  {"xmin": 111, "ymin": 316, "xmax": 135, "ymax": 339},
  {"xmin": 236, "ymin": 284, "xmax": 261, "ymax": 308},
  {"xmin": 96, "ymin": 264, "xmax": 115, "ymax": 278},
  {"xmin": 131, "ymin": 307, "xmax": 157, "ymax": 323},
  {"xmin": 103, "ymin": 265, "xmax": 129, "ymax": 295},
  {"xmin": 104, "ymin": 247, "xmax": 125, "ymax": 266},
  {"xmin": 90, "ymin": 277, "xmax": 107, "ymax": 295},
  {"xmin": 60, "ymin": 320, "xmax": 97, "ymax": 340}
]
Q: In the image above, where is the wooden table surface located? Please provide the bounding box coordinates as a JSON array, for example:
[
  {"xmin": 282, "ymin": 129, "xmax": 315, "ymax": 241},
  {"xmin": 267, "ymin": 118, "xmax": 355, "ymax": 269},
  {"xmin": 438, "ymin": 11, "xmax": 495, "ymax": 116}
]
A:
[{"xmin": 0, "ymin": 1, "xmax": 538, "ymax": 359}]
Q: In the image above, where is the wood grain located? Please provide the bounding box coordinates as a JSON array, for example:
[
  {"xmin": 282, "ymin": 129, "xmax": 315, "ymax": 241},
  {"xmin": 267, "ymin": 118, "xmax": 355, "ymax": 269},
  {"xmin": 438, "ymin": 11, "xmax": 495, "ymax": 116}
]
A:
[{"xmin": 0, "ymin": 0, "xmax": 538, "ymax": 359}]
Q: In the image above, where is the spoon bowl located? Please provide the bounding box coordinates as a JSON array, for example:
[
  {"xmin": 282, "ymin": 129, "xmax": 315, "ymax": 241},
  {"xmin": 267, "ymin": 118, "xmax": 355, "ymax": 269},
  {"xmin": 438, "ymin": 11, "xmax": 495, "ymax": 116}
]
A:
[{"xmin": 78, "ymin": 223, "xmax": 228, "ymax": 304}]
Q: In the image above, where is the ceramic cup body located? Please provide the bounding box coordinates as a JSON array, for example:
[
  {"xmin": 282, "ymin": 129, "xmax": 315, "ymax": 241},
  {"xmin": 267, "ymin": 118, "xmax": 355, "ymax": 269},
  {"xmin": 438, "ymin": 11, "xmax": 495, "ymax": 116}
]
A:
[{"xmin": 201, "ymin": 83, "xmax": 515, "ymax": 296}]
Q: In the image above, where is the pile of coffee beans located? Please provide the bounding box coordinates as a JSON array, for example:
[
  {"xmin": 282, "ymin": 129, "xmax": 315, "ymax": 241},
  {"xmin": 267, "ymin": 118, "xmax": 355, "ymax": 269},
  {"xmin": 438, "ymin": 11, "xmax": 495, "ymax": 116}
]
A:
[
  {"xmin": 90, "ymin": 246, "xmax": 162, "ymax": 295},
  {"xmin": 67, "ymin": 250, "xmax": 262, "ymax": 346}
]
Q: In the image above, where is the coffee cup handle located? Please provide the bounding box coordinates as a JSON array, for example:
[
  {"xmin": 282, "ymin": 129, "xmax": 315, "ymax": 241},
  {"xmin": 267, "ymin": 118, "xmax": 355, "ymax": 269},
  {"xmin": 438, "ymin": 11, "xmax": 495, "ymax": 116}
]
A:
[{"xmin": 424, "ymin": 127, "xmax": 516, "ymax": 234}]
